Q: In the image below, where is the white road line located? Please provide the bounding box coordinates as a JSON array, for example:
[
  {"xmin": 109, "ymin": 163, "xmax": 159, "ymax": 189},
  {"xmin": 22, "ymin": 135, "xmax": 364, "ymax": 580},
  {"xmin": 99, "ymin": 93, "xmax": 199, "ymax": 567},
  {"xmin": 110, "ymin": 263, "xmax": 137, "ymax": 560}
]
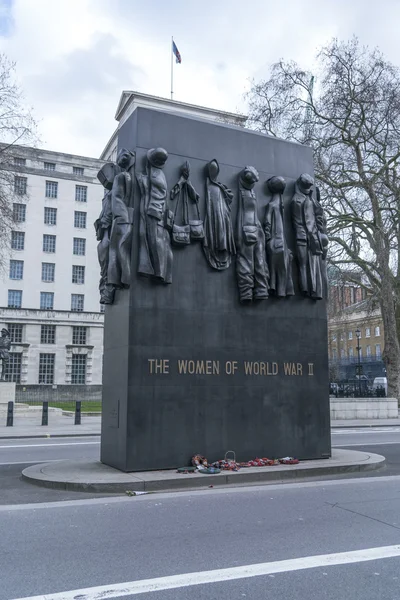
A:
[
  {"xmin": 10, "ymin": 545, "xmax": 400, "ymax": 600},
  {"xmin": 0, "ymin": 442, "xmax": 99, "ymax": 449},
  {"xmin": 331, "ymin": 429, "xmax": 400, "ymax": 435},
  {"xmin": 333, "ymin": 441, "xmax": 400, "ymax": 447},
  {"xmin": 0, "ymin": 460, "xmax": 65, "ymax": 465}
]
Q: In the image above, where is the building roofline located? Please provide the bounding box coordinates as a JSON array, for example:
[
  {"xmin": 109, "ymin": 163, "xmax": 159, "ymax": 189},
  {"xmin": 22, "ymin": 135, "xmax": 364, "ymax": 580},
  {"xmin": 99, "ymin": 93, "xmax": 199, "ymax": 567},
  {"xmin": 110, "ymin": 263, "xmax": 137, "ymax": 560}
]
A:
[
  {"xmin": 1, "ymin": 143, "xmax": 104, "ymax": 165},
  {"xmin": 115, "ymin": 90, "xmax": 247, "ymax": 124}
]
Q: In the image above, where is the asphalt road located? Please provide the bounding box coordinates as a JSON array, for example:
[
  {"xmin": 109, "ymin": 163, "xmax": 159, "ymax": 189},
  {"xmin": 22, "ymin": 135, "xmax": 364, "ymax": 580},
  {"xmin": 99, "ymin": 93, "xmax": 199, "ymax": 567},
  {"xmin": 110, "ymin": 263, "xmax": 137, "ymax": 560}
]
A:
[
  {"xmin": 2, "ymin": 474, "xmax": 400, "ymax": 600},
  {"xmin": 1, "ymin": 429, "xmax": 400, "ymax": 599}
]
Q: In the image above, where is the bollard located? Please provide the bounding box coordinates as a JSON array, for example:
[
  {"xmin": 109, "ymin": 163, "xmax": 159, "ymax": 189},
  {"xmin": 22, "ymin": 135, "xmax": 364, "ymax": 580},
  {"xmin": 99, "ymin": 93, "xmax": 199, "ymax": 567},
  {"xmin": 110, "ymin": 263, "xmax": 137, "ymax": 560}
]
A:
[
  {"xmin": 41, "ymin": 401, "xmax": 48, "ymax": 426},
  {"xmin": 75, "ymin": 400, "xmax": 81, "ymax": 425},
  {"xmin": 6, "ymin": 401, "xmax": 13, "ymax": 427}
]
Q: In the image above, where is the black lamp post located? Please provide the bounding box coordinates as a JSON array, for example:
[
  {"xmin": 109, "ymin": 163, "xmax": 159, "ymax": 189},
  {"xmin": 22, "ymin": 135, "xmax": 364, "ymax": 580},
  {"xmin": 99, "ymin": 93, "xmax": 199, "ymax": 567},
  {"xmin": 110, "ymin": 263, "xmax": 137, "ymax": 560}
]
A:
[{"xmin": 355, "ymin": 328, "xmax": 361, "ymax": 396}]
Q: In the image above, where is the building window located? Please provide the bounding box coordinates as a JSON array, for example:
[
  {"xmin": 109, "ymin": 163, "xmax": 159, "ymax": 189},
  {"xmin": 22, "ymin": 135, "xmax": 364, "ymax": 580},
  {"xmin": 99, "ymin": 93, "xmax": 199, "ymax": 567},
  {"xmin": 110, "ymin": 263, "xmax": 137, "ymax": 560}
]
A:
[
  {"xmin": 366, "ymin": 345, "xmax": 371, "ymax": 357},
  {"xmin": 73, "ymin": 237, "xmax": 86, "ymax": 256},
  {"xmin": 348, "ymin": 347, "xmax": 354, "ymax": 358},
  {"xmin": 42, "ymin": 262, "xmax": 55, "ymax": 282},
  {"xmin": 340, "ymin": 349, "xmax": 345, "ymax": 359},
  {"xmin": 43, "ymin": 234, "xmax": 56, "ymax": 253},
  {"xmin": 365, "ymin": 327, "xmax": 371, "ymax": 338},
  {"xmin": 72, "ymin": 265, "xmax": 85, "ymax": 284},
  {"xmin": 38, "ymin": 353, "xmax": 55, "ymax": 384},
  {"xmin": 8, "ymin": 290, "xmax": 22, "ymax": 308},
  {"xmin": 332, "ymin": 334, "xmax": 337, "ymax": 342},
  {"xmin": 375, "ymin": 326, "xmax": 380, "ymax": 337},
  {"xmin": 71, "ymin": 294, "xmax": 84, "ymax": 312},
  {"xmin": 74, "ymin": 211, "xmax": 87, "ymax": 228},
  {"xmin": 11, "ymin": 231, "xmax": 25, "ymax": 250},
  {"xmin": 73, "ymin": 166, "xmax": 84, "ymax": 176},
  {"xmin": 44, "ymin": 162, "xmax": 56, "ymax": 171},
  {"xmin": 45, "ymin": 180, "xmax": 58, "ymax": 198},
  {"xmin": 71, "ymin": 354, "xmax": 86, "ymax": 384},
  {"xmin": 41, "ymin": 325, "xmax": 56, "ymax": 344},
  {"xmin": 14, "ymin": 175, "xmax": 27, "ymax": 195},
  {"xmin": 40, "ymin": 291, "xmax": 54, "ymax": 310},
  {"xmin": 44, "ymin": 207, "xmax": 57, "ymax": 225},
  {"xmin": 72, "ymin": 326, "xmax": 87, "ymax": 345},
  {"xmin": 14, "ymin": 157, "xmax": 26, "ymax": 167},
  {"xmin": 348, "ymin": 331, "xmax": 353, "ymax": 341},
  {"xmin": 4, "ymin": 352, "xmax": 22, "ymax": 383},
  {"xmin": 9, "ymin": 260, "xmax": 24, "ymax": 280},
  {"xmin": 375, "ymin": 344, "xmax": 381, "ymax": 357},
  {"xmin": 75, "ymin": 185, "xmax": 87, "ymax": 202},
  {"xmin": 332, "ymin": 349, "xmax": 337, "ymax": 359},
  {"xmin": 13, "ymin": 203, "xmax": 26, "ymax": 222},
  {"xmin": 7, "ymin": 324, "xmax": 23, "ymax": 344}
]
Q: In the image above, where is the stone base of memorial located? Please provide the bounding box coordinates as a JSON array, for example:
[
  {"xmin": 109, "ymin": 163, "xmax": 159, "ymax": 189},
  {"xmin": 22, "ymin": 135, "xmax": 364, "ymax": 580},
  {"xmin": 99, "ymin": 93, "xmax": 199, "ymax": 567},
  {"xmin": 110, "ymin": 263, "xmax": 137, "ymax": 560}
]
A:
[{"xmin": 100, "ymin": 107, "xmax": 331, "ymax": 472}]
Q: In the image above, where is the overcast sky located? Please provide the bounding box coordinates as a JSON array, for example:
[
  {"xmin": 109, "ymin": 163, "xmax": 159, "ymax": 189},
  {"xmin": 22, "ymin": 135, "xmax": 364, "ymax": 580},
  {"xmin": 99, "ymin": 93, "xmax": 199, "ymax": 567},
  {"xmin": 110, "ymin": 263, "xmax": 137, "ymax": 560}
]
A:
[{"xmin": 0, "ymin": 0, "xmax": 399, "ymax": 158}]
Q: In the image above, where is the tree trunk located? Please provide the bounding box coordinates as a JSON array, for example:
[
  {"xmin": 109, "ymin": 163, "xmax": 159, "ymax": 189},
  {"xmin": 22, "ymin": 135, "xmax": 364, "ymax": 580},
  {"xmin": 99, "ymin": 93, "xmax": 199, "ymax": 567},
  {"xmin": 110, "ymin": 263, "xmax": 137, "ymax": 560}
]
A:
[{"xmin": 381, "ymin": 276, "xmax": 400, "ymax": 398}]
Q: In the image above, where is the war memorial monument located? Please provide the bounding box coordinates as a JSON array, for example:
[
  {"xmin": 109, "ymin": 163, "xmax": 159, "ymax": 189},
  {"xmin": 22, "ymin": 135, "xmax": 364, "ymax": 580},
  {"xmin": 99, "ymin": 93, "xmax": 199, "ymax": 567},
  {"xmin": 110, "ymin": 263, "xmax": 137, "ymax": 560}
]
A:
[{"xmin": 97, "ymin": 107, "xmax": 331, "ymax": 472}]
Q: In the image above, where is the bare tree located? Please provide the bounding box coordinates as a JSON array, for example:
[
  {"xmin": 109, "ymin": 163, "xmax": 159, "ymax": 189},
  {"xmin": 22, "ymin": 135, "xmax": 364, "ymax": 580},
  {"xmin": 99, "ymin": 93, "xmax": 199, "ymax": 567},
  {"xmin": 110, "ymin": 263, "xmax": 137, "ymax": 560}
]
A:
[
  {"xmin": 0, "ymin": 54, "xmax": 37, "ymax": 270},
  {"xmin": 247, "ymin": 37, "xmax": 400, "ymax": 397}
]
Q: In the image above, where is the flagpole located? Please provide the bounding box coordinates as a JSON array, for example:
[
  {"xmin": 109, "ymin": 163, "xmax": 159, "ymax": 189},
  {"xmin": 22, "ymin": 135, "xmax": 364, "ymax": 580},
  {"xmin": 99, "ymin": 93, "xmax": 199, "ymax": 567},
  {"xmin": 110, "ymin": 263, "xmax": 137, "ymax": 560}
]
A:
[{"xmin": 170, "ymin": 36, "xmax": 174, "ymax": 100}]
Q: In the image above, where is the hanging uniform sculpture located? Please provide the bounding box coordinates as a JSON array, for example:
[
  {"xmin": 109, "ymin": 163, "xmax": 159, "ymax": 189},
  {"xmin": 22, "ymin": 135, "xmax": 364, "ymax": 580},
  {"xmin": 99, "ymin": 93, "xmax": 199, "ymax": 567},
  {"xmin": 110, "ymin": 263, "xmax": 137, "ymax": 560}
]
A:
[
  {"xmin": 264, "ymin": 176, "xmax": 294, "ymax": 297},
  {"xmin": 202, "ymin": 159, "xmax": 236, "ymax": 270},
  {"xmin": 291, "ymin": 173, "xmax": 326, "ymax": 300},
  {"xmin": 95, "ymin": 148, "xmax": 135, "ymax": 304},
  {"xmin": 170, "ymin": 161, "xmax": 204, "ymax": 246},
  {"xmin": 94, "ymin": 147, "xmax": 329, "ymax": 304},
  {"xmin": 137, "ymin": 147, "xmax": 173, "ymax": 283},
  {"xmin": 236, "ymin": 166, "xmax": 269, "ymax": 303}
]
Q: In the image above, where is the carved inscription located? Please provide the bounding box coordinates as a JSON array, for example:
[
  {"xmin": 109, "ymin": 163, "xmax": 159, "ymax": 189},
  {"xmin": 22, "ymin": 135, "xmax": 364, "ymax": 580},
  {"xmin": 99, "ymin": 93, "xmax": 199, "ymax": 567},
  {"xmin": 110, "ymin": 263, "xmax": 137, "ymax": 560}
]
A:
[{"xmin": 147, "ymin": 359, "xmax": 315, "ymax": 377}]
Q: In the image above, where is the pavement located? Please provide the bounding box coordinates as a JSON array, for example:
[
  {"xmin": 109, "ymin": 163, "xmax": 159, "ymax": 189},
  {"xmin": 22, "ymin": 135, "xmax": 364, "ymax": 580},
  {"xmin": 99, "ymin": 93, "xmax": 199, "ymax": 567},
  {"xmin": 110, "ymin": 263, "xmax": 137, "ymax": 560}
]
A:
[
  {"xmin": 0, "ymin": 415, "xmax": 102, "ymax": 438},
  {"xmin": 1, "ymin": 415, "xmax": 399, "ymax": 439},
  {"xmin": 21, "ymin": 448, "xmax": 385, "ymax": 493},
  {"xmin": 331, "ymin": 418, "xmax": 400, "ymax": 428}
]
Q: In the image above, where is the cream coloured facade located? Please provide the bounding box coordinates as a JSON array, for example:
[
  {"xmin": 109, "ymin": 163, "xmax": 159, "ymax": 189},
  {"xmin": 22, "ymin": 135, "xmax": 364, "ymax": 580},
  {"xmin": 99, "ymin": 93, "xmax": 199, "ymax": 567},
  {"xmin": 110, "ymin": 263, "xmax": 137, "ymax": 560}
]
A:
[{"xmin": 0, "ymin": 146, "xmax": 105, "ymax": 385}]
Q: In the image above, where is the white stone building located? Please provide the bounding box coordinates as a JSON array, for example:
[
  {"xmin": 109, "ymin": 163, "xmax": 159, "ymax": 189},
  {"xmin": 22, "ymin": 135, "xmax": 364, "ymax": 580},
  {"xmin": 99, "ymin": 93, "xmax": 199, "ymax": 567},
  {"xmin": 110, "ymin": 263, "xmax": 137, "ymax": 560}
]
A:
[{"xmin": 0, "ymin": 147, "xmax": 104, "ymax": 386}]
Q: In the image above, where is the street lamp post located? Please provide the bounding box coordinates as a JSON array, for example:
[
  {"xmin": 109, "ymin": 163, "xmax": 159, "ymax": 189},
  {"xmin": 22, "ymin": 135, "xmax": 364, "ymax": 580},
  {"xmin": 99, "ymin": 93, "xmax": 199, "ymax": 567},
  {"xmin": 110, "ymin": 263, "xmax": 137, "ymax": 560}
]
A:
[{"xmin": 355, "ymin": 328, "xmax": 361, "ymax": 396}]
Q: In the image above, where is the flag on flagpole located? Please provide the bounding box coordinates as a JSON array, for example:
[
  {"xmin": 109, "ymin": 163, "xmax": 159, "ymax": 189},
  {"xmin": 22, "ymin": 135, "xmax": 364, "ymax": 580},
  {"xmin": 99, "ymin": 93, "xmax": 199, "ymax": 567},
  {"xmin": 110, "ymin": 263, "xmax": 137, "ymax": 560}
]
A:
[{"xmin": 172, "ymin": 40, "xmax": 182, "ymax": 64}]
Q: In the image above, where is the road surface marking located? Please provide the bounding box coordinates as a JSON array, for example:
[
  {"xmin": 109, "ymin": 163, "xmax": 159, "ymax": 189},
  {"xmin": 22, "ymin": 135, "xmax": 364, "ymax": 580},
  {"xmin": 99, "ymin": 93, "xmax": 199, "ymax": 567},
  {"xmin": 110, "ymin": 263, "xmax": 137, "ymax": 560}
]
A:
[
  {"xmin": 10, "ymin": 544, "xmax": 400, "ymax": 599},
  {"xmin": 0, "ymin": 460, "xmax": 65, "ymax": 466},
  {"xmin": 0, "ymin": 442, "xmax": 99, "ymax": 449},
  {"xmin": 333, "ymin": 441, "xmax": 400, "ymax": 447}
]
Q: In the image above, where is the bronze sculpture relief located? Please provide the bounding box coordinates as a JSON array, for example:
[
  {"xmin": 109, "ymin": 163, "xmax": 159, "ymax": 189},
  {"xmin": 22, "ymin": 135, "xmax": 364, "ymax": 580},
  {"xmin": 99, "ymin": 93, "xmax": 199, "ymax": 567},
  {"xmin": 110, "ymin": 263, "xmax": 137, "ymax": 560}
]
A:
[
  {"xmin": 170, "ymin": 161, "xmax": 204, "ymax": 246},
  {"xmin": 137, "ymin": 148, "xmax": 173, "ymax": 283},
  {"xmin": 236, "ymin": 166, "xmax": 268, "ymax": 303},
  {"xmin": 95, "ymin": 148, "xmax": 135, "ymax": 304},
  {"xmin": 0, "ymin": 328, "xmax": 10, "ymax": 381},
  {"xmin": 264, "ymin": 176, "xmax": 294, "ymax": 297},
  {"xmin": 291, "ymin": 173, "xmax": 327, "ymax": 299},
  {"xmin": 203, "ymin": 159, "xmax": 236, "ymax": 270}
]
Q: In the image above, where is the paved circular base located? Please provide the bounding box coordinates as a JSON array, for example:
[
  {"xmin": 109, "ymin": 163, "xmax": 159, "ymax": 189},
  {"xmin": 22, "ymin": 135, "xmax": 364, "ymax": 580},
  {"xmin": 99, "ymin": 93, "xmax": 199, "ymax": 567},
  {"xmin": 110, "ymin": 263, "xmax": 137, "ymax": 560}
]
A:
[{"xmin": 21, "ymin": 449, "xmax": 386, "ymax": 494}]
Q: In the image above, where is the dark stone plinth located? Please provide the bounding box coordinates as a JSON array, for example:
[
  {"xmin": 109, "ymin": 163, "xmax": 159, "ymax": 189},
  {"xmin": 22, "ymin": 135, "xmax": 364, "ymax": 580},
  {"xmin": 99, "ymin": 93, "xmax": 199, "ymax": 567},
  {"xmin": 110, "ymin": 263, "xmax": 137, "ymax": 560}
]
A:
[{"xmin": 100, "ymin": 107, "xmax": 331, "ymax": 472}]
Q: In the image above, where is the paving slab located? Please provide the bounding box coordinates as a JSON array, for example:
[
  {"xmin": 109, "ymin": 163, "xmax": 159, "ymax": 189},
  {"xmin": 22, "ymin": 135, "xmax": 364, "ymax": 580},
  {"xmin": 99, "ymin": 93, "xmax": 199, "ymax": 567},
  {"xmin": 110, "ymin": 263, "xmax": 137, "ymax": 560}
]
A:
[
  {"xmin": 331, "ymin": 418, "xmax": 400, "ymax": 428},
  {"xmin": 0, "ymin": 415, "xmax": 101, "ymax": 438},
  {"xmin": 21, "ymin": 449, "xmax": 385, "ymax": 493}
]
